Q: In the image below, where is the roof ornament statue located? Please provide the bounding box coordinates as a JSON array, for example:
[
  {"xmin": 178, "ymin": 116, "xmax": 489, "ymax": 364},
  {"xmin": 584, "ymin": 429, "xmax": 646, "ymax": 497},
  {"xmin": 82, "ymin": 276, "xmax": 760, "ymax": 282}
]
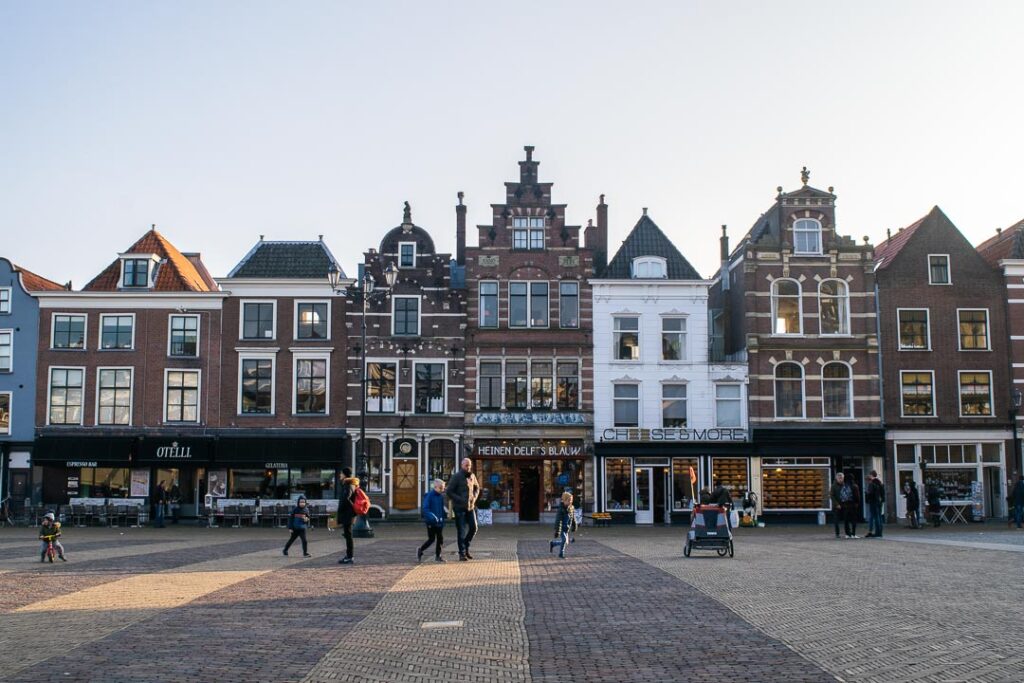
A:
[
  {"xmin": 402, "ymin": 201, "xmax": 413, "ymax": 232},
  {"xmin": 801, "ymin": 166, "xmax": 810, "ymax": 186}
]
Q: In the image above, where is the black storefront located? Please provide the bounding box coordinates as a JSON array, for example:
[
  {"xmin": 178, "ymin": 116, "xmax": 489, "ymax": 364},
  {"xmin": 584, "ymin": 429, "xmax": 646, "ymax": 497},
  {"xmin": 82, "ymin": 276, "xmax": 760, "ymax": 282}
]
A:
[{"xmin": 33, "ymin": 435, "xmax": 138, "ymax": 504}]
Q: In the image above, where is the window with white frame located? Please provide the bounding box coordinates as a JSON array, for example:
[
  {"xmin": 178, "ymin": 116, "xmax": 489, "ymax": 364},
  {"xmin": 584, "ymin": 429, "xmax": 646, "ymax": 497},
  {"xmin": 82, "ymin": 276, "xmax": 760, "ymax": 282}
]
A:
[
  {"xmin": 605, "ymin": 458, "xmax": 633, "ymax": 510},
  {"xmin": 363, "ymin": 439, "xmax": 384, "ymax": 493},
  {"xmin": 559, "ymin": 282, "xmax": 579, "ymax": 328},
  {"xmin": 662, "ymin": 384, "xmax": 687, "ymax": 428},
  {"xmin": 774, "ymin": 362, "xmax": 804, "ymax": 418},
  {"xmin": 241, "ymin": 302, "xmax": 275, "ymax": 340},
  {"xmin": 240, "ymin": 357, "xmax": 274, "ymax": 414},
  {"xmin": 771, "ymin": 279, "xmax": 802, "ymax": 335},
  {"xmin": 900, "ymin": 371, "xmax": 934, "ymax": 417},
  {"xmin": 821, "ymin": 362, "xmax": 852, "ymax": 419},
  {"xmin": 0, "ymin": 330, "xmax": 11, "ymax": 371},
  {"xmin": 928, "ymin": 254, "xmax": 950, "ymax": 284},
  {"xmin": 714, "ymin": 384, "xmax": 742, "ymax": 428},
  {"xmin": 100, "ymin": 315, "xmax": 134, "ymax": 350},
  {"xmin": 0, "ymin": 392, "xmax": 10, "ymax": 434},
  {"xmin": 632, "ymin": 257, "xmax": 667, "ymax": 279},
  {"xmin": 393, "ymin": 296, "xmax": 420, "ymax": 336},
  {"xmin": 530, "ymin": 283, "xmax": 549, "ymax": 327},
  {"xmin": 0, "ymin": 287, "xmax": 10, "ymax": 314},
  {"xmin": 512, "ymin": 217, "xmax": 544, "ymax": 250},
  {"xmin": 294, "ymin": 302, "xmax": 327, "ymax": 340},
  {"xmin": 415, "ymin": 363, "xmax": 445, "ymax": 414},
  {"xmin": 478, "ymin": 361, "xmax": 503, "ymax": 409},
  {"xmin": 509, "ymin": 283, "xmax": 528, "ymax": 327},
  {"xmin": 793, "ymin": 218, "xmax": 822, "ymax": 254},
  {"xmin": 52, "ymin": 314, "xmax": 86, "ymax": 349},
  {"xmin": 165, "ymin": 370, "xmax": 200, "ymax": 423},
  {"xmin": 295, "ymin": 357, "xmax": 328, "ymax": 414},
  {"xmin": 898, "ymin": 309, "xmax": 929, "ymax": 350},
  {"xmin": 959, "ymin": 371, "xmax": 993, "ymax": 416},
  {"xmin": 398, "ymin": 242, "xmax": 416, "ymax": 268},
  {"xmin": 169, "ymin": 315, "xmax": 199, "ymax": 357},
  {"xmin": 367, "ymin": 362, "xmax": 396, "ymax": 413},
  {"xmin": 958, "ymin": 309, "xmax": 989, "ymax": 350},
  {"xmin": 49, "ymin": 368, "xmax": 84, "ymax": 425},
  {"xmin": 613, "ymin": 384, "xmax": 640, "ymax": 427},
  {"xmin": 479, "ymin": 282, "xmax": 499, "ymax": 328},
  {"xmin": 505, "ymin": 361, "xmax": 528, "ymax": 409},
  {"xmin": 556, "ymin": 361, "xmax": 579, "ymax": 410},
  {"xmin": 613, "ymin": 316, "xmax": 640, "ymax": 361},
  {"xmin": 121, "ymin": 258, "xmax": 150, "ymax": 287},
  {"xmin": 662, "ymin": 317, "xmax": 686, "ymax": 360},
  {"xmin": 97, "ymin": 368, "xmax": 132, "ymax": 425},
  {"xmin": 818, "ymin": 280, "xmax": 849, "ymax": 335},
  {"xmin": 530, "ymin": 361, "xmax": 553, "ymax": 409}
]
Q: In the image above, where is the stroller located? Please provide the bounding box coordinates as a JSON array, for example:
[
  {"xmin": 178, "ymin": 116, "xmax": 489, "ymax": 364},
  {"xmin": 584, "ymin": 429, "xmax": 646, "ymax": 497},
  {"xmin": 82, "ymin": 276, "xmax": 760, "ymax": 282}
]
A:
[{"xmin": 684, "ymin": 504, "xmax": 734, "ymax": 558}]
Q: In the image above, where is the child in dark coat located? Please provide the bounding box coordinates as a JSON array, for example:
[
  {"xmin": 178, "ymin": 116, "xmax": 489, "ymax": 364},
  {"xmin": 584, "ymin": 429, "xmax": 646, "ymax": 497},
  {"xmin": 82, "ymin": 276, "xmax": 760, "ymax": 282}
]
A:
[
  {"xmin": 283, "ymin": 496, "xmax": 311, "ymax": 557},
  {"xmin": 549, "ymin": 492, "xmax": 577, "ymax": 559},
  {"xmin": 418, "ymin": 479, "xmax": 447, "ymax": 563}
]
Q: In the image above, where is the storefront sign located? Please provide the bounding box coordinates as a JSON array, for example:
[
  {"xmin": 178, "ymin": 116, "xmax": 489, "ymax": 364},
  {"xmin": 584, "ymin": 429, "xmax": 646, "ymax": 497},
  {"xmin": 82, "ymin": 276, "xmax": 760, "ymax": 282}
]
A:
[
  {"xmin": 473, "ymin": 412, "xmax": 591, "ymax": 426},
  {"xmin": 475, "ymin": 442, "xmax": 584, "ymax": 458},
  {"xmin": 136, "ymin": 438, "xmax": 212, "ymax": 464},
  {"xmin": 66, "ymin": 461, "xmax": 98, "ymax": 468},
  {"xmin": 600, "ymin": 427, "xmax": 747, "ymax": 442},
  {"xmin": 156, "ymin": 442, "xmax": 193, "ymax": 459},
  {"xmin": 264, "ymin": 463, "xmax": 289, "ymax": 469}
]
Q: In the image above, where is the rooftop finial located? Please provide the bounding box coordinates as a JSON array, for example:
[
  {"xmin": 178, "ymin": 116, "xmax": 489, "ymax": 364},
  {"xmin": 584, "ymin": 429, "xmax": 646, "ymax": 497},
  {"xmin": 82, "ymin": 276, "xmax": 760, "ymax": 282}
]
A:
[
  {"xmin": 642, "ymin": 207, "xmax": 648, "ymax": 216},
  {"xmin": 457, "ymin": 191, "xmax": 464, "ymax": 206},
  {"xmin": 524, "ymin": 145, "xmax": 534, "ymax": 161},
  {"xmin": 801, "ymin": 166, "xmax": 810, "ymax": 186},
  {"xmin": 151, "ymin": 223, "xmax": 156, "ymax": 231},
  {"xmin": 403, "ymin": 201, "xmax": 412, "ymax": 225}
]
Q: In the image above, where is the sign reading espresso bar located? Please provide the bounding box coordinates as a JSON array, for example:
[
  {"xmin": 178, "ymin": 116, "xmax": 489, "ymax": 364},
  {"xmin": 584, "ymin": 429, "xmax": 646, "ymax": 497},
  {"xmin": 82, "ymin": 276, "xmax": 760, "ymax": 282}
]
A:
[{"xmin": 600, "ymin": 427, "xmax": 747, "ymax": 442}]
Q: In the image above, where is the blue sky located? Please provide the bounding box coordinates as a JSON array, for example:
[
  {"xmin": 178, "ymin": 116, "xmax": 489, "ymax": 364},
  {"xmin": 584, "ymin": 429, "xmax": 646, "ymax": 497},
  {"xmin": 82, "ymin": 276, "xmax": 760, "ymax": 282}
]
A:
[{"xmin": 2, "ymin": 1, "xmax": 1023, "ymax": 285}]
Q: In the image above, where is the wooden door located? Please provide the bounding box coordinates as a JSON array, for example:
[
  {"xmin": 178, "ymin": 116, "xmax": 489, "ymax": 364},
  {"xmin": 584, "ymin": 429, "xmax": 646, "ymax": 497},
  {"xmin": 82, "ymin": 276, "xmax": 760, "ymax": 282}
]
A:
[{"xmin": 393, "ymin": 460, "xmax": 419, "ymax": 510}]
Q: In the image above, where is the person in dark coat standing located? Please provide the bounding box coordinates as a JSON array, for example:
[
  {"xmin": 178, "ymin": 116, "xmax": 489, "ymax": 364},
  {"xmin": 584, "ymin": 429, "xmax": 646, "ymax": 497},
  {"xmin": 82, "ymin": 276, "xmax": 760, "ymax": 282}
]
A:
[
  {"xmin": 903, "ymin": 482, "xmax": 921, "ymax": 529},
  {"xmin": 153, "ymin": 481, "xmax": 167, "ymax": 528},
  {"xmin": 865, "ymin": 470, "xmax": 885, "ymax": 538},
  {"xmin": 446, "ymin": 458, "xmax": 480, "ymax": 562},
  {"xmin": 418, "ymin": 479, "xmax": 447, "ymax": 563},
  {"xmin": 337, "ymin": 467, "xmax": 359, "ymax": 565},
  {"xmin": 549, "ymin": 492, "xmax": 577, "ymax": 558},
  {"xmin": 1012, "ymin": 474, "xmax": 1024, "ymax": 529},
  {"xmin": 283, "ymin": 496, "xmax": 312, "ymax": 557},
  {"xmin": 926, "ymin": 482, "xmax": 942, "ymax": 527}
]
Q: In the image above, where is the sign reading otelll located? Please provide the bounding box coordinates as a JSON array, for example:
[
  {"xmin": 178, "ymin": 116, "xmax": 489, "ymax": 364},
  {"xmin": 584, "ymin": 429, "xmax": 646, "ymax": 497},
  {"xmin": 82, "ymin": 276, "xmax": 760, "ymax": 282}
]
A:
[
  {"xmin": 601, "ymin": 427, "xmax": 747, "ymax": 442},
  {"xmin": 156, "ymin": 442, "xmax": 193, "ymax": 459}
]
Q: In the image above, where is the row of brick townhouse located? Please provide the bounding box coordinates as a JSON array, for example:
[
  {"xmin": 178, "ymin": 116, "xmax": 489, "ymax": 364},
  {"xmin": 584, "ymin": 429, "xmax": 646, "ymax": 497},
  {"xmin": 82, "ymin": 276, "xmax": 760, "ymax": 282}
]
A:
[{"xmin": 2, "ymin": 148, "xmax": 1021, "ymax": 525}]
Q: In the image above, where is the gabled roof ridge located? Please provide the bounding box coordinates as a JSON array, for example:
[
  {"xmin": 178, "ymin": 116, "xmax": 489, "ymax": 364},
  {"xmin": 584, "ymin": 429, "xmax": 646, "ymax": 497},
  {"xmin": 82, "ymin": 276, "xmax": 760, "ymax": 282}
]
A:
[
  {"xmin": 14, "ymin": 264, "xmax": 66, "ymax": 291},
  {"xmin": 873, "ymin": 207, "xmax": 938, "ymax": 269},
  {"xmin": 83, "ymin": 227, "xmax": 213, "ymax": 292},
  {"xmin": 603, "ymin": 212, "xmax": 702, "ymax": 280}
]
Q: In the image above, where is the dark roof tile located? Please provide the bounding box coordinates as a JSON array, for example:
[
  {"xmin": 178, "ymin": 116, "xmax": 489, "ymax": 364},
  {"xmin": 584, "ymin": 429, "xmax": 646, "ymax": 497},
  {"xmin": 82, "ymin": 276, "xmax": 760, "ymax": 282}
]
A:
[
  {"xmin": 602, "ymin": 213, "xmax": 702, "ymax": 280},
  {"xmin": 228, "ymin": 241, "xmax": 342, "ymax": 279}
]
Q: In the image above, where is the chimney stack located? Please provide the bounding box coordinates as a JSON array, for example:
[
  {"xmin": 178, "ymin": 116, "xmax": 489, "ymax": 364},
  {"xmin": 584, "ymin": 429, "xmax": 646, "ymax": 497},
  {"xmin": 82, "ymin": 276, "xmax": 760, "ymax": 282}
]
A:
[
  {"xmin": 593, "ymin": 194, "xmax": 608, "ymax": 274},
  {"xmin": 720, "ymin": 225, "xmax": 729, "ymax": 261},
  {"xmin": 455, "ymin": 191, "xmax": 467, "ymax": 265}
]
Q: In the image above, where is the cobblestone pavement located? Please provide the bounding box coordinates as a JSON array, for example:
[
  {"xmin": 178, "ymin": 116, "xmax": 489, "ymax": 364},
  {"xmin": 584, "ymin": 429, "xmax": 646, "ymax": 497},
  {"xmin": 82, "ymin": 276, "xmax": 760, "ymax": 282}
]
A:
[{"xmin": 0, "ymin": 524, "xmax": 1022, "ymax": 682}]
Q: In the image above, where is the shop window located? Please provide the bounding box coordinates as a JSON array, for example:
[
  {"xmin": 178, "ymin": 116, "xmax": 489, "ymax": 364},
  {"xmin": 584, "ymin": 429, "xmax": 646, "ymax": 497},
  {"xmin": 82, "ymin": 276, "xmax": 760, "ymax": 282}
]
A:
[
  {"xmin": 0, "ymin": 391, "xmax": 10, "ymax": 434},
  {"xmin": 122, "ymin": 258, "xmax": 150, "ymax": 287},
  {"xmin": 49, "ymin": 367, "xmax": 84, "ymax": 425},
  {"xmin": 367, "ymin": 362, "xmax": 396, "ymax": 413},
  {"xmin": 96, "ymin": 368, "xmax": 132, "ymax": 425},
  {"xmin": 613, "ymin": 384, "xmax": 640, "ymax": 427},
  {"xmin": 393, "ymin": 296, "xmax": 420, "ymax": 336},
  {"xmin": 169, "ymin": 314, "xmax": 199, "ymax": 357},
  {"xmin": 711, "ymin": 458, "xmax": 749, "ymax": 498},
  {"xmin": 165, "ymin": 370, "xmax": 200, "ymax": 423},
  {"xmin": 895, "ymin": 444, "xmax": 916, "ymax": 464},
  {"xmin": 672, "ymin": 458, "xmax": 699, "ymax": 510},
  {"xmin": 818, "ymin": 280, "xmax": 849, "ymax": 335},
  {"xmin": 613, "ymin": 317, "xmax": 640, "ymax": 361},
  {"xmin": 0, "ymin": 330, "xmax": 10, "ymax": 371},
  {"xmin": 925, "ymin": 468, "xmax": 975, "ymax": 502},
  {"xmin": 821, "ymin": 362, "xmax": 852, "ymax": 419},
  {"xmin": 928, "ymin": 254, "xmax": 950, "ymax": 285},
  {"xmin": 662, "ymin": 318, "xmax": 685, "ymax": 360},
  {"xmin": 773, "ymin": 362, "xmax": 804, "ymax": 418},
  {"xmin": 715, "ymin": 384, "xmax": 742, "ymax": 428},
  {"xmin": 505, "ymin": 361, "xmax": 528, "ymax": 409},
  {"xmin": 559, "ymin": 282, "xmax": 579, "ymax": 328},
  {"xmin": 398, "ymin": 242, "xmax": 416, "ymax": 268},
  {"xmin": 282, "ymin": 467, "xmax": 335, "ymax": 499},
  {"xmin": 52, "ymin": 314, "xmax": 86, "ymax": 349},
  {"xmin": 0, "ymin": 287, "xmax": 9, "ymax": 314},
  {"xmin": 100, "ymin": 315, "xmax": 134, "ymax": 350},
  {"xmin": 556, "ymin": 361, "xmax": 579, "ymax": 410},
  {"xmin": 76, "ymin": 467, "xmax": 130, "ymax": 498},
  {"xmin": 428, "ymin": 440, "xmax": 456, "ymax": 484},
  {"xmin": 295, "ymin": 358, "xmax": 328, "ymax": 414},
  {"xmin": 897, "ymin": 309, "xmax": 929, "ymax": 350},
  {"xmin": 531, "ymin": 361, "xmax": 553, "ymax": 409},
  {"xmin": 958, "ymin": 309, "xmax": 989, "ymax": 350},
  {"xmin": 478, "ymin": 361, "xmax": 502, "ymax": 409},
  {"xmin": 605, "ymin": 458, "xmax": 633, "ymax": 510},
  {"xmin": 543, "ymin": 460, "xmax": 586, "ymax": 513},
  {"xmin": 479, "ymin": 282, "xmax": 499, "ymax": 328},
  {"xmin": 509, "ymin": 283, "xmax": 528, "ymax": 328},
  {"xmin": 901, "ymin": 371, "xmax": 934, "ymax": 417},
  {"xmin": 229, "ymin": 469, "xmax": 270, "ymax": 497},
  {"xmin": 530, "ymin": 283, "xmax": 549, "ymax": 327},
  {"xmin": 296, "ymin": 302, "xmax": 329, "ymax": 340},
  {"xmin": 362, "ymin": 440, "xmax": 383, "ymax": 493},
  {"xmin": 771, "ymin": 279, "xmax": 802, "ymax": 335},
  {"xmin": 661, "ymin": 383, "xmax": 687, "ymax": 428},
  {"xmin": 415, "ymin": 363, "xmax": 445, "ymax": 414},
  {"xmin": 793, "ymin": 218, "xmax": 822, "ymax": 254},
  {"xmin": 761, "ymin": 459, "xmax": 830, "ymax": 510},
  {"xmin": 240, "ymin": 358, "xmax": 274, "ymax": 414},
  {"xmin": 981, "ymin": 443, "xmax": 1002, "ymax": 463},
  {"xmin": 242, "ymin": 302, "xmax": 275, "ymax": 340},
  {"xmin": 477, "ymin": 460, "xmax": 516, "ymax": 512},
  {"xmin": 959, "ymin": 371, "xmax": 993, "ymax": 416}
]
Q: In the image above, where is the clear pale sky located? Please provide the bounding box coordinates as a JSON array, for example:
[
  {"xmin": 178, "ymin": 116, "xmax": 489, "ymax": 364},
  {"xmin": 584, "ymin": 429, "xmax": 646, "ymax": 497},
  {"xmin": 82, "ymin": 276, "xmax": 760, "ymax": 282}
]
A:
[{"xmin": 2, "ymin": 1, "xmax": 1023, "ymax": 286}]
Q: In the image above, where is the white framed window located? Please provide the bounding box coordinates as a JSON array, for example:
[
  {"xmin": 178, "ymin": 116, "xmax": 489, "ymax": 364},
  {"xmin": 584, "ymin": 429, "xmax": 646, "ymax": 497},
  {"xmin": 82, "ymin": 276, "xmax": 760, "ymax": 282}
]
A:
[
  {"xmin": 120, "ymin": 257, "xmax": 153, "ymax": 288},
  {"xmin": 504, "ymin": 360, "xmax": 528, "ymax": 409},
  {"xmin": 293, "ymin": 354, "xmax": 329, "ymax": 415},
  {"xmin": 164, "ymin": 369, "xmax": 201, "ymax": 423},
  {"xmin": 0, "ymin": 287, "xmax": 10, "ymax": 314},
  {"xmin": 479, "ymin": 282, "xmax": 499, "ymax": 328},
  {"xmin": 632, "ymin": 256, "xmax": 667, "ymax": 279},
  {"xmin": 714, "ymin": 383, "xmax": 743, "ymax": 428},
  {"xmin": 508, "ymin": 282, "xmax": 548, "ymax": 328},
  {"xmin": 771, "ymin": 279, "xmax": 802, "ymax": 335},
  {"xmin": 928, "ymin": 254, "xmax": 951, "ymax": 285},
  {"xmin": 96, "ymin": 367, "xmax": 133, "ymax": 426},
  {"xmin": 900, "ymin": 370, "xmax": 935, "ymax": 417},
  {"xmin": 613, "ymin": 383, "xmax": 640, "ymax": 427},
  {"xmin": 240, "ymin": 300, "xmax": 276, "ymax": 340},
  {"xmin": 957, "ymin": 308, "xmax": 990, "ymax": 351},
  {"xmin": 556, "ymin": 361, "xmax": 579, "ymax": 410},
  {"xmin": 0, "ymin": 330, "xmax": 11, "ymax": 372},
  {"xmin": 294, "ymin": 300, "xmax": 330, "ymax": 341},
  {"xmin": 398, "ymin": 242, "xmax": 416, "ymax": 268},
  {"xmin": 530, "ymin": 282, "xmax": 549, "ymax": 327},
  {"xmin": 414, "ymin": 361, "xmax": 446, "ymax": 414},
  {"xmin": 793, "ymin": 218, "xmax": 822, "ymax": 255},
  {"xmin": 958, "ymin": 371, "xmax": 993, "ymax": 417},
  {"xmin": 99, "ymin": 314, "xmax": 135, "ymax": 350},
  {"xmin": 613, "ymin": 316, "xmax": 640, "ymax": 361},
  {"xmin": 661, "ymin": 317, "xmax": 686, "ymax": 360},
  {"xmin": 0, "ymin": 391, "xmax": 10, "ymax": 435},
  {"xmin": 530, "ymin": 360, "xmax": 553, "ymax": 410},
  {"xmin": 512, "ymin": 217, "xmax": 545, "ymax": 250},
  {"xmin": 392, "ymin": 295, "xmax": 420, "ymax": 336},
  {"xmin": 51, "ymin": 313, "xmax": 87, "ymax": 350},
  {"xmin": 47, "ymin": 367, "xmax": 85, "ymax": 425},
  {"xmin": 818, "ymin": 279, "xmax": 849, "ymax": 335},
  {"xmin": 605, "ymin": 458, "xmax": 633, "ymax": 511},
  {"xmin": 478, "ymin": 361, "xmax": 502, "ymax": 409},
  {"xmin": 774, "ymin": 362, "xmax": 805, "ymax": 419},
  {"xmin": 821, "ymin": 362, "xmax": 853, "ymax": 419},
  {"xmin": 559, "ymin": 282, "xmax": 579, "ymax": 329},
  {"xmin": 366, "ymin": 361, "xmax": 397, "ymax": 413},
  {"xmin": 661, "ymin": 383, "xmax": 687, "ymax": 428},
  {"xmin": 168, "ymin": 314, "xmax": 200, "ymax": 357},
  {"xmin": 897, "ymin": 309, "xmax": 930, "ymax": 350},
  {"xmin": 239, "ymin": 354, "xmax": 275, "ymax": 415}
]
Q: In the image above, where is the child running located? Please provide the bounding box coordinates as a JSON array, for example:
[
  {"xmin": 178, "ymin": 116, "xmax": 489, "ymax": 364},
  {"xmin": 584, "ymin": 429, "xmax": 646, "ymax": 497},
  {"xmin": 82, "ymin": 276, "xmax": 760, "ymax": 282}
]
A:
[
  {"xmin": 549, "ymin": 492, "xmax": 576, "ymax": 559},
  {"xmin": 283, "ymin": 495, "xmax": 312, "ymax": 557}
]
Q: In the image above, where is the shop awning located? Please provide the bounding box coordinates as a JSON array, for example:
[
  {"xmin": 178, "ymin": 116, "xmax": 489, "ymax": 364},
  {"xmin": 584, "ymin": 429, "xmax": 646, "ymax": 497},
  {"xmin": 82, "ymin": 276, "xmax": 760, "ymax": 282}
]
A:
[
  {"xmin": 213, "ymin": 431, "xmax": 347, "ymax": 466},
  {"xmin": 752, "ymin": 428, "xmax": 885, "ymax": 458},
  {"xmin": 32, "ymin": 436, "xmax": 135, "ymax": 467}
]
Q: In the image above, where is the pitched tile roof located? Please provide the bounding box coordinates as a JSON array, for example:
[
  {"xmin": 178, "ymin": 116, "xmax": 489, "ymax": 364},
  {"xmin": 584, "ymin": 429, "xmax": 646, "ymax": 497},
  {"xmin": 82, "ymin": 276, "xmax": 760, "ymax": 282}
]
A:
[
  {"xmin": 976, "ymin": 218, "xmax": 1024, "ymax": 266},
  {"xmin": 602, "ymin": 212, "xmax": 702, "ymax": 279},
  {"xmin": 873, "ymin": 207, "xmax": 939, "ymax": 270},
  {"xmin": 83, "ymin": 228, "xmax": 216, "ymax": 292},
  {"xmin": 15, "ymin": 265, "xmax": 66, "ymax": 291},
  {"xmin": 227, "ymin": 240, "xmax": 343, "ymax": 279}
]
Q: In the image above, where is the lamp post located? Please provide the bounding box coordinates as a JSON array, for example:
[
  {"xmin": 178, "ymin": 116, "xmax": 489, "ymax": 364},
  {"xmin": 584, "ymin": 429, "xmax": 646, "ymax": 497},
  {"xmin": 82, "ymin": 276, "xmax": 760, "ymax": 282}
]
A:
[{"xmin": 329, "ymin": 260, "xmax": 399, "ymax": 538}]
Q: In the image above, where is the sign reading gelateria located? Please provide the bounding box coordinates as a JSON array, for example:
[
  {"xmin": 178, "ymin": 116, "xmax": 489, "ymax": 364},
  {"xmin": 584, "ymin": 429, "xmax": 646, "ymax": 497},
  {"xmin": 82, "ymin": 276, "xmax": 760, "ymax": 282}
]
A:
[
  {"xmin": 474, "ymin": 440, "xmax": 585, "ymax": 458},
  {"xmin": 600, "ymin": 427, "xmax": 747, "ymax": 442}
]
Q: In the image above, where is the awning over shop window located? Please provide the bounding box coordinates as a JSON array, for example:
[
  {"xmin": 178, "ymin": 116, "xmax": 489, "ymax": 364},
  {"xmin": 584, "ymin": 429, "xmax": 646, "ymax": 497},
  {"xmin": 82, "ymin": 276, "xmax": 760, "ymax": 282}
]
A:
[
  {"xmin": 752, "ymin": 428, "xmax": 884, "ymax": 458},
  {"xmin": 214, "ymin": 434, "xmax": 346, "ymax": 466},
  {"xmin": 32, "ymin": 436, "xmax": 135, "ymax": 467}
]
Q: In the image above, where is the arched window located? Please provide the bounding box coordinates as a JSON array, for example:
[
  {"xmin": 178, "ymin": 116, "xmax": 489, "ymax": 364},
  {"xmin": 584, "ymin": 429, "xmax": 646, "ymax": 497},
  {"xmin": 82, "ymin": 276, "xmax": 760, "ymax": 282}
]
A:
[
  {"xmin": 428, "ymin": 439, "xmax": 456, "ymax": 485},
  {"xmin": 821, "ymin": 362, "xmax": 853, "ymax": 419},
  {"xmin": 818, "ymin": 279, "xmax": 849, "ymax": 335},
  {"xmin": 632, "ymin": 256, "xmax": 667, "ymax": 279},
  {"xmin": 771, "ymin": 279, "xmax": 802, "ymax": 335},
  {"xmin": 774, "ymin": 362, "xmax": 805, "ymax": 418},
  {"xmin": 793, "ymin": 218, "xmax": 822, "ymax": 254}
]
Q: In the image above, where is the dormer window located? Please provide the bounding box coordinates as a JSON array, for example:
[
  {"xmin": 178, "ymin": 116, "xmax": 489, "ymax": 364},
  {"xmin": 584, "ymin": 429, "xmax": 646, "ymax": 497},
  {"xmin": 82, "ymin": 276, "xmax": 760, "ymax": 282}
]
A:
[
  {"xmin": 120, "ymin": 256, "xmax": 155, "ymax": 288},
  {"xmin": 512, "ymin": 217, "xmax": 544, "ymax": 250},
  {"xmin": 632, "ymin": 256, "xmax": 667, "ymax": 279},
  {"xmin": 793, "ymin": 219, "xmax": 822, "ymax": 254},
  {"xmin": 398, "ymin": 242, "xmax": 416, "ymax": 268}
]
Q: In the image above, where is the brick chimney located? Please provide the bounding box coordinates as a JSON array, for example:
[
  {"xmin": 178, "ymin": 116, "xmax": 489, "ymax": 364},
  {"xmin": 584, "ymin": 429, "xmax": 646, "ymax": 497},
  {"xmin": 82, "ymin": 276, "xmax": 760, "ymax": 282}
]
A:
[
  {"xmin": 593, "ymin": 194, "xmax": 608, "ymax": 274},
  {"xmin": 455, "ymin": 191, "xmax": 466, "ymax": 265}
]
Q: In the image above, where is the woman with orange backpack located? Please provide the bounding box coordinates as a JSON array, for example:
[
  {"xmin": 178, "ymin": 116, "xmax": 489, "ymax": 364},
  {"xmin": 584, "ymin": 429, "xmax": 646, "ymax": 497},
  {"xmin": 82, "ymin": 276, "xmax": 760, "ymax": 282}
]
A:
[{"xmin": 337, "ymin": 467, "xmax": 366, "ymax": 565}]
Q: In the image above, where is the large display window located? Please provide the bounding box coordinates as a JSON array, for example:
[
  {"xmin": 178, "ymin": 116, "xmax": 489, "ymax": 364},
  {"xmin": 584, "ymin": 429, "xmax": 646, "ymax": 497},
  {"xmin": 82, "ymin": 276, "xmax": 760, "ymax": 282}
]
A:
[
  {"xmin": 74, "ymin": 467, "xmax": 131, "ymax": 498},
  {"xmin": 672, "ymin": 458, "xmax": 699, "ymax": 510},
  {"xmin": 762, "ymin": 457, "xmax": 830, "ymax": 510},
  {"xmin": 477, "ymin": 460, "xmax": 516, "ymax": 512},
  {"xmin": 605, "ymin": 458, "xmax": 633, "ymax": 510},
  {"xmin": 711, "ymin": 458, "xmax": 749, "ymax": 497},
  {"xmin": 543, "ymin": 459, "xmax": 587, "ymax": 513}
]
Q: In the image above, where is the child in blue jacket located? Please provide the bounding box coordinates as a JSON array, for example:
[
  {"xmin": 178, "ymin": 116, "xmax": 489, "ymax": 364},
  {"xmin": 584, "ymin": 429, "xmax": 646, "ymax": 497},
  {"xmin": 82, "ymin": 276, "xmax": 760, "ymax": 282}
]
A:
[
  {"xmin": 418, "ymin": 479, "xmax": 447, "ymax": 563},
  {"xmin": 549, "ymin": 492, "xmax": 577, "ymax": 559},
  {"xmin": 283, "ymin": 496, "xmax": 312, "ymax": 557}
]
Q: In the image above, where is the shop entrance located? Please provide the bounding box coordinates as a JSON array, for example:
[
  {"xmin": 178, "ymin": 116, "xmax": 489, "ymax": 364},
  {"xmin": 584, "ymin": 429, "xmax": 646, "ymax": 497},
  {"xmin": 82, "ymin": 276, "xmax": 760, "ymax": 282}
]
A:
[
  {"xmin": 636, "ymin": 467, "xmax": 653, "ymax": 524},
  {"xmin": 393, "ymin": 460, "xmax": 419, "ymax": 510},
  {"xmin": 518, "ymin": 465, "xmax": 540, "ymax": 521},
  {"xmin": 984, "ymin": 466, "xmax": 1002, "ymax": 517}
]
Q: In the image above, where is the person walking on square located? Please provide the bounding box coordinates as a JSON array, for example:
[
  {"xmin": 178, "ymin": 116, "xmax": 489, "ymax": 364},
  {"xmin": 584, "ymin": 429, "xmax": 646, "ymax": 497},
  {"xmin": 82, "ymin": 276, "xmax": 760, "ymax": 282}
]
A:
[
  {"xmin": 549, "ymin": 491, "xmax": 576, "ymax": 558},
  {"xmin": 1011, "ymin": 474, "xmax": 1024, "ymax": 529},
  {"xmin": 283, "ymin": 495, "xmax": 312, "ymax": 557},
  {"xmin": 447, "ymin": 458, "xmax": 480, "ymax": 561},
  {"xmin": 153, "ymin": 480, "xmax": 167, "ymax": 528},
  {"xmin": 837, "ymin": 473, "xmax": 860, "ymax": 538},
  {"xmin": 865, "ymin": 470, "xmax": 885, "ymax": 538},
  {"xmin": 903, "ymin": 481, "xmax": 921, "ymax": 529},
  {"xmin": 418, "ymin": 479, "xmax": 447, "ymax": 563},
  {"xmin": 337, "ymin": 467, "xmax": 359, "ymax": 565},
  {"xmin": 829, "ymin": 473, "xmax": 847, "ymax": 538}
]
